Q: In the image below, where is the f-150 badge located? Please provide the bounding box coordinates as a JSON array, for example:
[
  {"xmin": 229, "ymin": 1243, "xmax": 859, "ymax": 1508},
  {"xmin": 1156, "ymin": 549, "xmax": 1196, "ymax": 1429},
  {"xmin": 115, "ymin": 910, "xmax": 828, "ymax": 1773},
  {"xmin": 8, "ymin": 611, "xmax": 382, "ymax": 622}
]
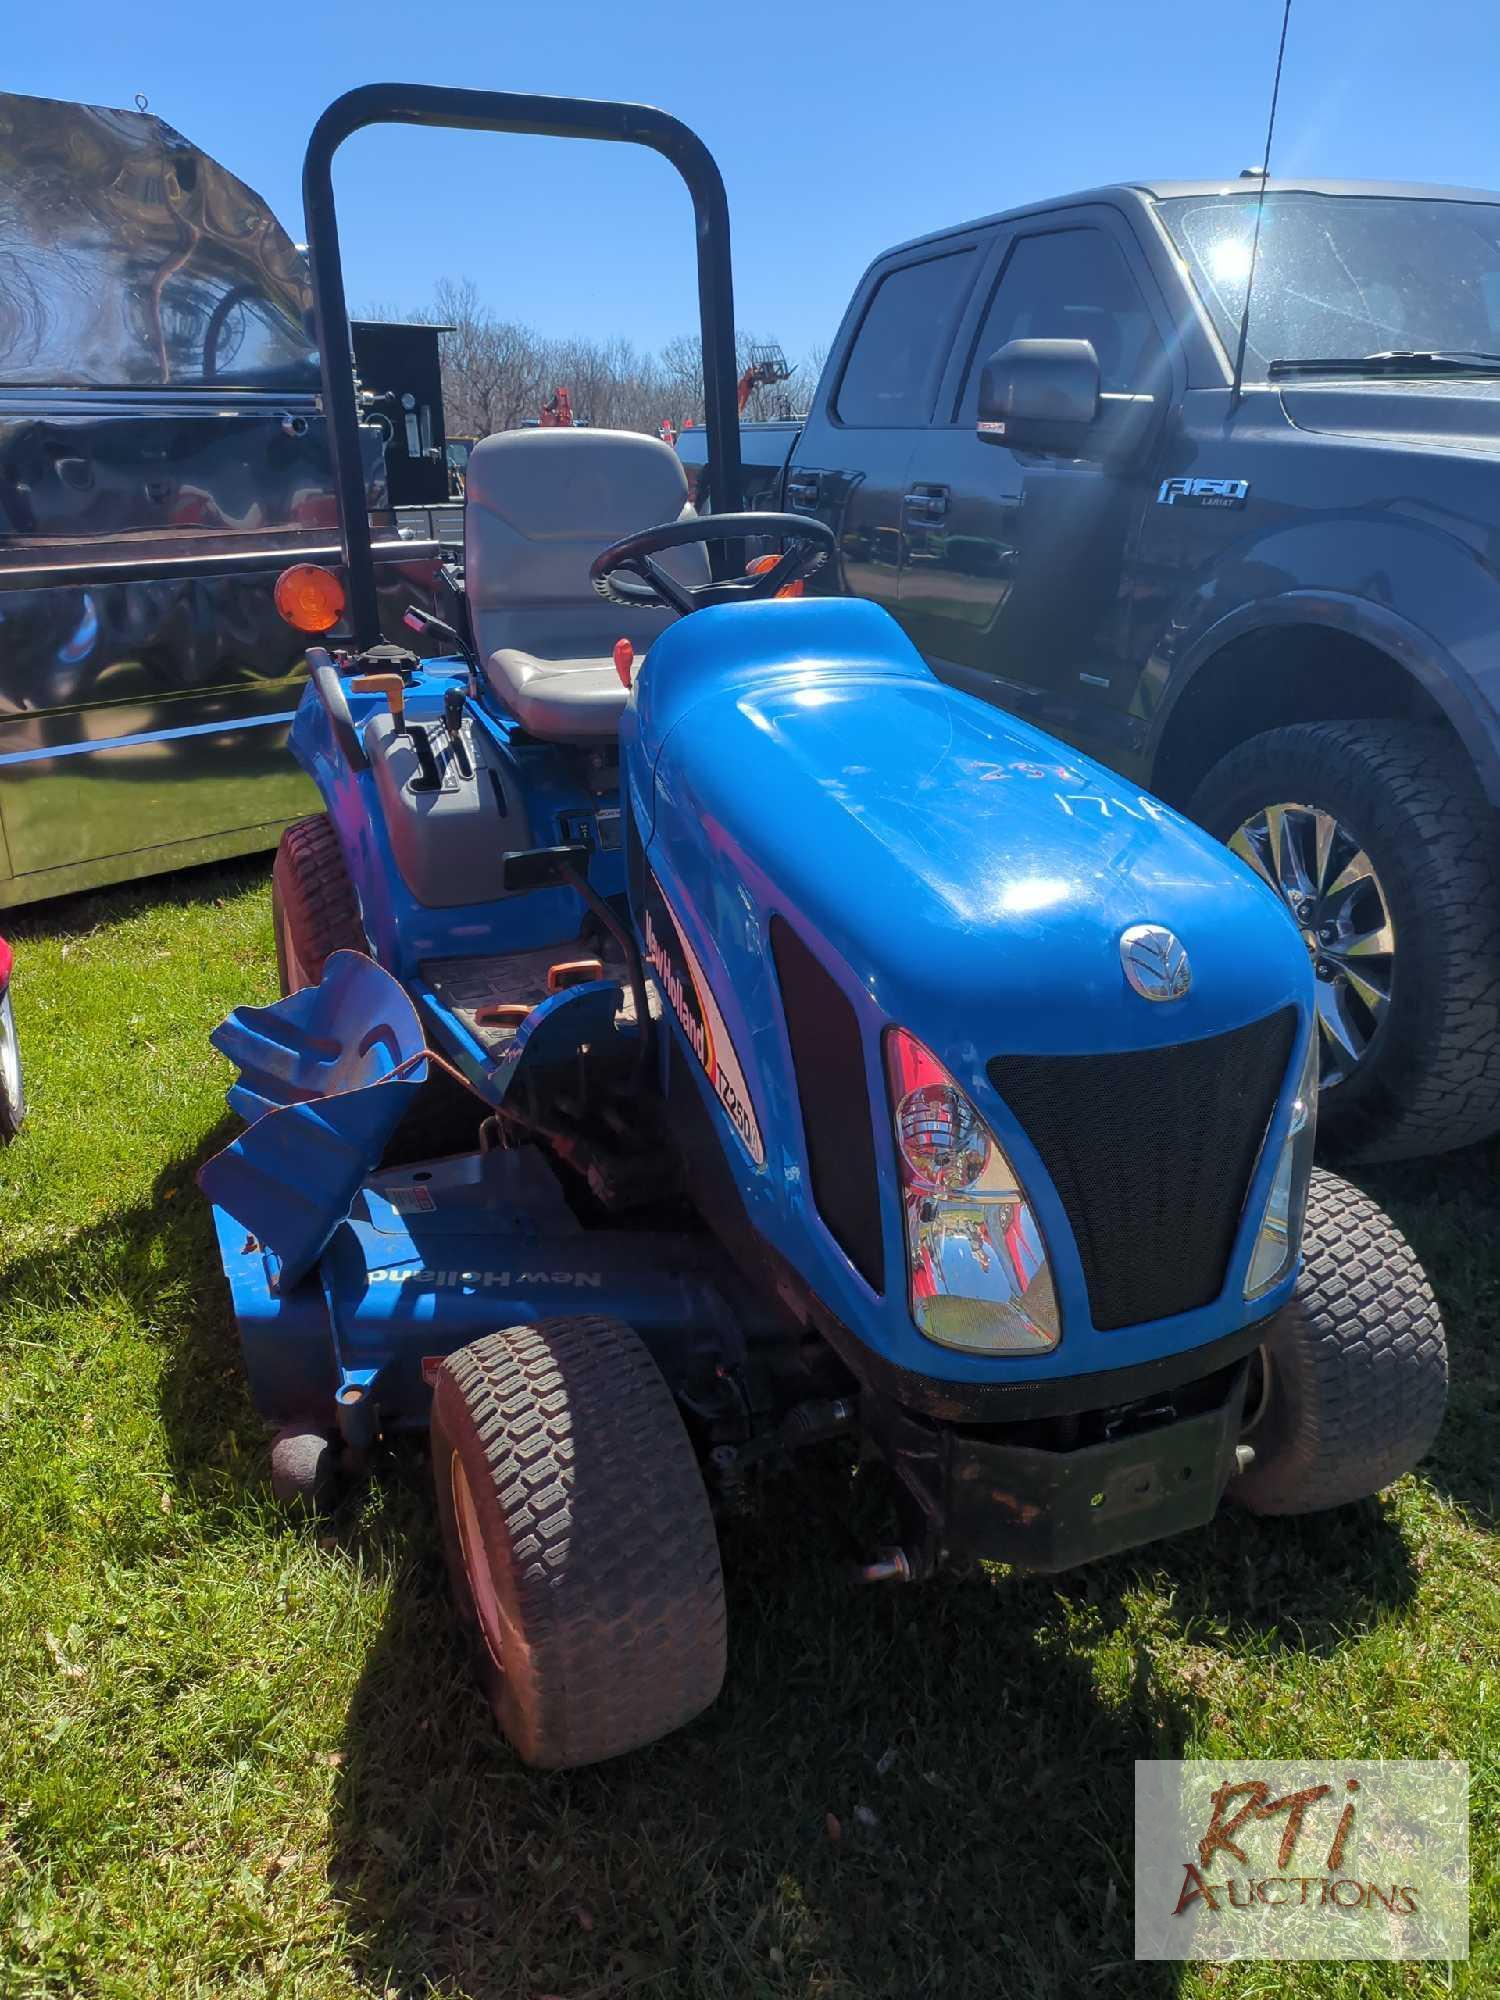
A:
[{"xmin": 1157, "ymin": 476, "xmax": 1250, "ymax": 509}]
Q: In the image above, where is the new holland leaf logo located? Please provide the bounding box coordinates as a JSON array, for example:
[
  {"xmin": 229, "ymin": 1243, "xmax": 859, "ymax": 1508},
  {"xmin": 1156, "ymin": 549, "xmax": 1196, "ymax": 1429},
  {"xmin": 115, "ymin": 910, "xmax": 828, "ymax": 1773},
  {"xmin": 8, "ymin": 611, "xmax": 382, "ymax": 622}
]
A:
[{"xmin": 1120, "ymin": 923, "xmax": 1192, "ymax": 1002}]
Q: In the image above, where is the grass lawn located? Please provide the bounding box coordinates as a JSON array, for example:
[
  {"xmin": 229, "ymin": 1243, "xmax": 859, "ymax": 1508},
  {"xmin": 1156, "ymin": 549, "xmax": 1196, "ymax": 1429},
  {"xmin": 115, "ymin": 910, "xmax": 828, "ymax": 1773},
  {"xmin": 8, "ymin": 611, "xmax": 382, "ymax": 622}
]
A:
[{"xmin": 0, "ymin": 858, "xmax": 1495, "ymax": 1999}]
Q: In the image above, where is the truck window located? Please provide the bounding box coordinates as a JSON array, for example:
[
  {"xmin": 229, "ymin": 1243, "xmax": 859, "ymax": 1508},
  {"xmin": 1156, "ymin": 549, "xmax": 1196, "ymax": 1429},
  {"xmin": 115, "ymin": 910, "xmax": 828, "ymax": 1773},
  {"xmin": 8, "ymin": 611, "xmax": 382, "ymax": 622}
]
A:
[
  {"xmin": 835, "ymin": 251, "xmax": 975, "ymax": 427},
  {"xmin": 958, "ymin": 228, "xmax": 1164, "ymax": 416},
  {"xmin": 1159, "ymin": 192, "xmax": 1500, "ymax": 379}
]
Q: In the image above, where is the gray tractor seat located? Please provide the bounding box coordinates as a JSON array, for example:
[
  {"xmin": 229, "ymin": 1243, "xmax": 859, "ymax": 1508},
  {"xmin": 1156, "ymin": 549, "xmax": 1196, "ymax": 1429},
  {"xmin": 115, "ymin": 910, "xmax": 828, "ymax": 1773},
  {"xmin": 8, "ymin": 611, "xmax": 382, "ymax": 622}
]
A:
[{"xmin": 464, "ymin": 427, "xmax": 708, "ymax": 740}]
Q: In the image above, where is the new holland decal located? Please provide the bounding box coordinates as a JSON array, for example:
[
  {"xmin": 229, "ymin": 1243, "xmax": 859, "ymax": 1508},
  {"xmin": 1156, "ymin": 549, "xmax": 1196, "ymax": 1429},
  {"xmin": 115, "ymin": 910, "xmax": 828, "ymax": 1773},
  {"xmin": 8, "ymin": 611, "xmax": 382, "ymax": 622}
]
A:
[{"xmin": 642, "ymin": 874, "xmax": 766, "ymax": 1168}]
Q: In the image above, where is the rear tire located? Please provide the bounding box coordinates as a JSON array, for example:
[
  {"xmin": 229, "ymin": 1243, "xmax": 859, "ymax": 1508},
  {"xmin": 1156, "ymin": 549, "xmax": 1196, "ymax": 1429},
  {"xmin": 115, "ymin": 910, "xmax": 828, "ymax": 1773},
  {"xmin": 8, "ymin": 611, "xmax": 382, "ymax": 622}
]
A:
[
  {"xmin": 271, "ymin": 814, "xmax": 365, "ymax": 995},
  {"xmin": 1187, "ymin": 720, "xmax": 1500, "ymax": 1162},
  {"xmin": 431, "ymin": 1315, "xmax": 727, "ymax": 1768},
  {"xmin": 1229, "ymin": 1169, "xmax": 1446, "ymax": 1516}
]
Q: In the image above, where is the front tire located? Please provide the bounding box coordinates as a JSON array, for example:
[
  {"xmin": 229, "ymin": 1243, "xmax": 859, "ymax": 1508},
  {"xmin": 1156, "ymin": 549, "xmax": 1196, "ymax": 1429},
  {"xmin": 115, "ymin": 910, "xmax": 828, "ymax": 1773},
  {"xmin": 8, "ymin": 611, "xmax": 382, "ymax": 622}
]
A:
[
  {"xmin": 1188, "ymin": 720, "xmax": 1500, "ymax": 1162},
  {"xmin": 1229, "ymin": 1170, "xmax": 1446, "ymax": 1516},
  {"xmin": 431, "ymin": 1316, "xmax": 727, "ymax": 1769},
  {"xmin": 271, "ymin": 814, "xmax": 365, "ymax": 996}
]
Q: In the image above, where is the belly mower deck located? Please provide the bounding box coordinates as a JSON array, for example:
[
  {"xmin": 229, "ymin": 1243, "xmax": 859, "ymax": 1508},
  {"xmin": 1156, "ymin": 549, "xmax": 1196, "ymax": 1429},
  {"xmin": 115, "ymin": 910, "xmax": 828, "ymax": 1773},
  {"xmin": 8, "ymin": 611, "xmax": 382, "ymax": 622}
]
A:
[{"xmin": 200, "ymin": 952, "xmax": 751, "ymax": 1441}]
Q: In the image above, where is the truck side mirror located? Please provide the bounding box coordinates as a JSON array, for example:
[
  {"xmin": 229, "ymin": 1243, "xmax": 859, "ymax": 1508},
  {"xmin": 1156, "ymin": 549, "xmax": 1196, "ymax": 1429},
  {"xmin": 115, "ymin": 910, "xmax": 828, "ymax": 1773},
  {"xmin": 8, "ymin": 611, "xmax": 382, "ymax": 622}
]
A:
[
  {"xmin": 977, "ymin": 337, "xmax": 1159, "ymax": 465},
  {"xmin": 977, "ymin": 339, "xmax": 1100, "ymax": 454}
]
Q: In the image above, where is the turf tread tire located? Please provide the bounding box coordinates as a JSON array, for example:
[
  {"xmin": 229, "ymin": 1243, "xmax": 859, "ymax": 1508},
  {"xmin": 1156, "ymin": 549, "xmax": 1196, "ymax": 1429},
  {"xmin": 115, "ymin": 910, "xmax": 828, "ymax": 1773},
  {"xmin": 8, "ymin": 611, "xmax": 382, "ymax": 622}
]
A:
[
  {"xmin": 271, "ymin": 813, "xmax": 365, "ymax": 994},
  {"xmin": 1229, "ymin": 1169, "xmax": 1446, "ymax": 1516},
  {"xmin": 1187, "ymin": 719, "xmax": 1500, "ymax": 1162},
  {"xmin": 431, "ymin": 1315, "xmax": 726, "ymax": 1768}
]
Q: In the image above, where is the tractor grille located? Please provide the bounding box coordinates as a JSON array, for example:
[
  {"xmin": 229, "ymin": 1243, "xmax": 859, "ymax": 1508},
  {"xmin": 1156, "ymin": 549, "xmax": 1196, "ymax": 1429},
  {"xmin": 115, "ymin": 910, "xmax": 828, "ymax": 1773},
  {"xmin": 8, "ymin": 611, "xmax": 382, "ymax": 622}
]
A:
[
  {"xmin": 772, "ymin": 917, "xmax": 884, "ymax": 1291},
  {"xmin": 987, "ymin": 1009, "xmax": 1296, "ymax": 1332}
]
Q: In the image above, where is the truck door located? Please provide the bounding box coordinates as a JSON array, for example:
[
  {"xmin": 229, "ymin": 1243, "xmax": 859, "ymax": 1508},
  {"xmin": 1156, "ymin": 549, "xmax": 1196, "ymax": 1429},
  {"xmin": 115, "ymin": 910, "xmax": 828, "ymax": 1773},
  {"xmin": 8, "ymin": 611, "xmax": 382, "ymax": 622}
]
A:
[
  {"xmin": 786, "ymin": 245, "xmax": 980, "ymax": 613},
  {"xmin": 898, "ymin": 216, "xmax": 1170, "ymax": 761}
]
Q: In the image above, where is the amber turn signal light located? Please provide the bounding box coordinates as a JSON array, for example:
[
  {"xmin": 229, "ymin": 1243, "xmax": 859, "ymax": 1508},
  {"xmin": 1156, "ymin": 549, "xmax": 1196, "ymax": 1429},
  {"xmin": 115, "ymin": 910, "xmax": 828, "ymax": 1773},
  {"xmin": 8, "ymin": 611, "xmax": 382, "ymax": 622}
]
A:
[{"xmin": 275, "ymin": 563, "xmax": 346, "ymax": 634}]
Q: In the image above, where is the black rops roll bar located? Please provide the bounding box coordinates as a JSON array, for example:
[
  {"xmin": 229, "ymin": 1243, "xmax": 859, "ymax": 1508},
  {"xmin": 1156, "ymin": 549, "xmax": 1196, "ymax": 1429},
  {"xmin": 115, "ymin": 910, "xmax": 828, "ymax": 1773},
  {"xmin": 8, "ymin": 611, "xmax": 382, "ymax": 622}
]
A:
[{"xmin": 303, "ymin": 83, "xmax": 746, "ymax": 648}]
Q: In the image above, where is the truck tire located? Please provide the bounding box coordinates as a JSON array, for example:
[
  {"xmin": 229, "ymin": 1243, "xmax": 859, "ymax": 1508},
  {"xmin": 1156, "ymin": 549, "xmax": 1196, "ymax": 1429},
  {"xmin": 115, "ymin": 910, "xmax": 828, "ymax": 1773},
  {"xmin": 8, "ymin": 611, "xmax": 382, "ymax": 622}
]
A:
[
  {"xmin": 431, "ymin": 1315, "xmax": 727, "ymax": 1769},
  {"xmin": 271, "ymin": 814, "xmax": 365, "ymax": 995},
  {"xmin": 1188, "ymin": 720, "xmax": 1500, "ymax": 1162},
  {"xmin": 1228, "ymin": 1170, "xmax": 1446, "ymax": 1516}
]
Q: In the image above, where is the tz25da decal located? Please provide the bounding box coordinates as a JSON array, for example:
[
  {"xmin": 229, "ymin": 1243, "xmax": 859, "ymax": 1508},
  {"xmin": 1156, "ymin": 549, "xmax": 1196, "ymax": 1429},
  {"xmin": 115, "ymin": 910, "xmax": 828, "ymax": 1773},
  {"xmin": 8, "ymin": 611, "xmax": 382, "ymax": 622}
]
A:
[{"xmin": 642, "ymin": 873, "xmax": 766, "ymax": 1168}]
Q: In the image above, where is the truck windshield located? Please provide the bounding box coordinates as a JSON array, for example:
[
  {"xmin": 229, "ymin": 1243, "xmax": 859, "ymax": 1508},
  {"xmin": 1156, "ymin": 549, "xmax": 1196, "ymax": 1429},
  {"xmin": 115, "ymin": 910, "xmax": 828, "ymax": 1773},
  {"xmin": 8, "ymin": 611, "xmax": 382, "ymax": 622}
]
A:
[{"xmin": 1157, "ymin": 192, "xmax": 1500, "ymax": 381}]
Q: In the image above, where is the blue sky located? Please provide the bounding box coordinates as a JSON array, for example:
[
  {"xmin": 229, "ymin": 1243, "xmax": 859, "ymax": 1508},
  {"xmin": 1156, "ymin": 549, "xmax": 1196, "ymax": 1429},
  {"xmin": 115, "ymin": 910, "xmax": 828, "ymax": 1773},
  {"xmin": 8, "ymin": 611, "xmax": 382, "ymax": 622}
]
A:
[{"xmin": 11, "ymin": 0, "xmax": 1497, "ymax": 366}]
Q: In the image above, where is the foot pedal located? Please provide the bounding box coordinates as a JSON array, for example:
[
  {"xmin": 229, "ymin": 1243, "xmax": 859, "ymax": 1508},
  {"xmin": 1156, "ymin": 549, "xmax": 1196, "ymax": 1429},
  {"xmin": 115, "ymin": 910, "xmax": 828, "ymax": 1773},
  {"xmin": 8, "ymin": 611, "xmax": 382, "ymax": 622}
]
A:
[
  {"xmin": 474, "ymin": 1001, "xmax": 532, "ymax": 1029},
  {"xmin": 547, "ymin": 957, "xmax": 605, "ymax": 993}
]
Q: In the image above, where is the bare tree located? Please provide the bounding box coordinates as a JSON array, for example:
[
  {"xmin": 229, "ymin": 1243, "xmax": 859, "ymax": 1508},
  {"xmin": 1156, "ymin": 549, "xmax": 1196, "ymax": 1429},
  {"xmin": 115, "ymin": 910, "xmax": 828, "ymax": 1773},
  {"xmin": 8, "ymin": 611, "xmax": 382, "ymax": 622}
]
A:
[{"xmin": 360, "ymin": 282, "xmax": 822, "ymax": 442}]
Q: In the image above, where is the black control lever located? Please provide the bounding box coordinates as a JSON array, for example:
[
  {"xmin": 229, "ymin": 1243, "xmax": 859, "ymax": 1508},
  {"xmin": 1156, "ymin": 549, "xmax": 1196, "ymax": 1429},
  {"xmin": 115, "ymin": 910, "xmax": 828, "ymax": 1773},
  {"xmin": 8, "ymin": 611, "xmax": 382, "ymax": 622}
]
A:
[{"xmin": 442, "ymin": 685, "xmax": 473, "ymax": 777}]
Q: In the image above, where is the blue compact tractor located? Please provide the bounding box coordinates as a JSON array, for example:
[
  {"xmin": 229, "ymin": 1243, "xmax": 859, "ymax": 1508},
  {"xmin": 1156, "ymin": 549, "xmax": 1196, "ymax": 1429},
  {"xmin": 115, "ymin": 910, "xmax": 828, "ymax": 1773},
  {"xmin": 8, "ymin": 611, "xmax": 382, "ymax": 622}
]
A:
[{"xmin": 200, "ymin": 85, "xmax": 1447, "ymax": 1768}]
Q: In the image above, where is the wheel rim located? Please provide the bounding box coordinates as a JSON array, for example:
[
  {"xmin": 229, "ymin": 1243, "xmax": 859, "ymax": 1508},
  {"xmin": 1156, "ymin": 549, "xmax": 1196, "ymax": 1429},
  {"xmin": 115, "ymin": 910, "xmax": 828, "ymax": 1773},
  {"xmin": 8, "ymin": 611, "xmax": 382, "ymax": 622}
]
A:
[
  {"xmin": 451, "ymin": 1455, "xmax": 506, "ymax": 1675},
  {"xmin": 1229, "ymin": 800, "xmax": 1395, "ymax": 1090},
  {"xmin": 0, "ymin": 989, "xmax": 22, "ymax": 1122}
]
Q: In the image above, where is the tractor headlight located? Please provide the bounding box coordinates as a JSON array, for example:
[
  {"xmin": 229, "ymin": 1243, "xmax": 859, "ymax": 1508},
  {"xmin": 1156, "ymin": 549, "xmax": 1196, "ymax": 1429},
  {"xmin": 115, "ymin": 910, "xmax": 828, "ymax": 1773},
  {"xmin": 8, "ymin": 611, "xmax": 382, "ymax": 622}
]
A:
[
  {"xmin": 1244, "ymin": 1028, "xmax": 1319, "ymax": 1300},
  {"xmin": 885, "ymin": 1028, "xmax": 1060, "ymax": 1355}
]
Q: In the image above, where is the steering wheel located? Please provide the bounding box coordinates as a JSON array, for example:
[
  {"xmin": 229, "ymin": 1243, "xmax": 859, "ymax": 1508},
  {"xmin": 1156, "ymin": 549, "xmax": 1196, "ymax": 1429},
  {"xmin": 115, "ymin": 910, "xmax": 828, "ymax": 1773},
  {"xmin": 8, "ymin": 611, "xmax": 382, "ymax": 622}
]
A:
[{"xmin": 589, "ymin": 512, "xmax": 837, "ymax": 617}]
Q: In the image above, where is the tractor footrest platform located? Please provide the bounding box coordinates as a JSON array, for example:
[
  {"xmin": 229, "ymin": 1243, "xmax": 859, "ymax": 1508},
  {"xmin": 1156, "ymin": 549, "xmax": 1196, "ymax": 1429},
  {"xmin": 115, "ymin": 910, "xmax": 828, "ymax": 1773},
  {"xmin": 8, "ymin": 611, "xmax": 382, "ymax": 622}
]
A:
[{"xmin": 424, "ymin": 940, "xmax": 658, "ymax": 1056}]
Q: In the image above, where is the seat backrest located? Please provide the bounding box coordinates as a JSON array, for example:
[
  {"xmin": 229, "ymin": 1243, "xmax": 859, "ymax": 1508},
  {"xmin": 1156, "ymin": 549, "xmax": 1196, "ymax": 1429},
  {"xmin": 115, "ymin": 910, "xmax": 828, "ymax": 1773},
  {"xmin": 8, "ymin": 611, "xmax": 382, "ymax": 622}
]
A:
[{"xmin": 464, "ymin": 427, "xmax": 709, "ymax": 661}]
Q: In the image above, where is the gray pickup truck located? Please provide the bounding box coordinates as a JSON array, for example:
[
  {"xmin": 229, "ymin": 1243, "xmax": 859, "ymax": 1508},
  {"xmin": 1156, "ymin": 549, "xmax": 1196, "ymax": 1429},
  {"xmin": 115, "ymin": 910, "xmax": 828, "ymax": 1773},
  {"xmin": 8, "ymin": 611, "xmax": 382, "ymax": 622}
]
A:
[{"xmin": 686, "ymin": 177, "xmax": 1500, "ymax": 1164}]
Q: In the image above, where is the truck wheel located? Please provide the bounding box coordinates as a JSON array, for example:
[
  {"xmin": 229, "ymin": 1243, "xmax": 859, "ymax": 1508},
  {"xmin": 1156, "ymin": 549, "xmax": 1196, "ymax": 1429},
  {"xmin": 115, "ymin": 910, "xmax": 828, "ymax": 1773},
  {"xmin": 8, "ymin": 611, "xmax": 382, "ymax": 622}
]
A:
[
  {"xmin": 1228, "ymin": 1170, "xmax": 1446, "ymax": 1516},
  {"xmin": 0, "ymin": 983, "xmax": 24, "ymax": 1141},
  {"xmin": 1188, "ymin": 720, "xmax": 1500, "ymax": 1161},
  {"xmin": 271, "ymin": 814, "xmax": 365, "ymax": 995},
  {"xmin": 431, "ymin": 1316, "xmax": 727, "ymax": 1769}
]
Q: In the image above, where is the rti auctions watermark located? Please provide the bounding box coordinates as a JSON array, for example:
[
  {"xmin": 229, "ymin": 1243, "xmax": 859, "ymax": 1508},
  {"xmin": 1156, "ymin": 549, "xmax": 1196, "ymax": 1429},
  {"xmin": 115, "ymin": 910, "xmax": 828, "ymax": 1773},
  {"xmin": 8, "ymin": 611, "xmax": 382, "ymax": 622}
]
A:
[{"xmin": 1135, "ymin": 1760, "xmax": 1468, "ymax": 1961}]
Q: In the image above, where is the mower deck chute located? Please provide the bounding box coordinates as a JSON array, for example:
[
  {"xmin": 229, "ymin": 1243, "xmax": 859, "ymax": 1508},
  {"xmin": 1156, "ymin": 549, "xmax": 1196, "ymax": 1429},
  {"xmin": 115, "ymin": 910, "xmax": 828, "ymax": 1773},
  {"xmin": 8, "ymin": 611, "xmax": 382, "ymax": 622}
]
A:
[{"xmin": 201, "ymin": 951, "xmax": 430, "ymax": 1288}]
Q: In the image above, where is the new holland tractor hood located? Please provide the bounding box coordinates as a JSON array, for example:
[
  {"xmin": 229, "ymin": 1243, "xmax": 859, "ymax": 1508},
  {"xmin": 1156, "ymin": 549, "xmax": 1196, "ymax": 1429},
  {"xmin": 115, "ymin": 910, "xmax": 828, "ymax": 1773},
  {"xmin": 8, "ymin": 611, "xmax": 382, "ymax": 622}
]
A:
[
  {"xmin": 630, "ymin": 599, "xmax": 1308, "ymax": 1052},
  {"xmin": 626, "ymin": 599, "xmax": 1315, "ymax": 1402}
]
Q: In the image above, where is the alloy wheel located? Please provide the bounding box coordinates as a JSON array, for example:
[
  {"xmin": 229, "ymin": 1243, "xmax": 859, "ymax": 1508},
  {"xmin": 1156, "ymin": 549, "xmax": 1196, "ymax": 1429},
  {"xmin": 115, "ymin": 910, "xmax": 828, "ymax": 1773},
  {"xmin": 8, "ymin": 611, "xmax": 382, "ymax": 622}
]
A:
[{"xmin": 1229, "ymin": 801, "xmax": 1395, "ymax": 1090}]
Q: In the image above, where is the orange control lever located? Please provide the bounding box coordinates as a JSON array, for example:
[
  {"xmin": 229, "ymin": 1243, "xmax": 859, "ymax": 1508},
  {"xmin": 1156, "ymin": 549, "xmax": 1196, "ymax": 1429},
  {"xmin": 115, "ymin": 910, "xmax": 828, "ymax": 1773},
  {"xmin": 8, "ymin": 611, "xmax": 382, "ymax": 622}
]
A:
[
  {"xmin": 613, "ymin": 637, "xmax": 635, "ymax": 687},
  {"xmin": 746, "ymin": 554, "xmax": 804, "ymax": 599},
  {"xmin": 350, "ymin": 672, "xmax": 406, "ymax": 726}
]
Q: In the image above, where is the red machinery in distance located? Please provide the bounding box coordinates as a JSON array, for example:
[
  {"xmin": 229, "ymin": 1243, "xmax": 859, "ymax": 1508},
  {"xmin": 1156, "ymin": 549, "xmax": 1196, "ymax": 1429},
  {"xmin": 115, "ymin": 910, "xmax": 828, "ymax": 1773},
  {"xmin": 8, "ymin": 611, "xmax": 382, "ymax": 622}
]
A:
[
  {"xmin": 544, "ymin": 346, "xmax": 789, "ymax": 444},
  {"xmin": 736, "ymin": 342, "xmax": 791, "ymax": 415},
  {"xmin": 660, "ymin": 344, "xmax": 792, "ymax": 445}
]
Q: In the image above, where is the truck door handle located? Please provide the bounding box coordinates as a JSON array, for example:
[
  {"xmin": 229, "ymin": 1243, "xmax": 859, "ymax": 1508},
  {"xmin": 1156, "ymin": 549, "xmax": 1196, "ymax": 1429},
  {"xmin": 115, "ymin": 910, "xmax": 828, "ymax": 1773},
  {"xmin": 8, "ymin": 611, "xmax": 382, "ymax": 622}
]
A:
[
  {"xmin": 903, "ymin": 485, "xmax": 949, "ymax": 519},
  {"xmin": 785, "ymin": 472, "xmax": 822, "ymax": 509}
]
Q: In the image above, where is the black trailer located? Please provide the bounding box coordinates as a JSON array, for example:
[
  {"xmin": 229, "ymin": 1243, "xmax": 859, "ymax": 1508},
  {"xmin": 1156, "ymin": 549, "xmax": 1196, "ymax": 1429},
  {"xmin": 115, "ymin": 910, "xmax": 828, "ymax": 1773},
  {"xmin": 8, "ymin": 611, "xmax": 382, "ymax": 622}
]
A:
[{"xmin": 0, "ymin": 92, "xmax": 443, "ymax": 908}]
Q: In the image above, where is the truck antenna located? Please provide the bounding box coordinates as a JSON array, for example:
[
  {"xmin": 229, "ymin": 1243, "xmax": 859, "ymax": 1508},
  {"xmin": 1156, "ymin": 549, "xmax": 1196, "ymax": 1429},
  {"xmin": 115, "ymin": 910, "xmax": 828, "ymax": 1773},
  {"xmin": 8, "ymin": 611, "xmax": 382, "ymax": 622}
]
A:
[{"xmin": 1229, "ymin": 0, "xmax": 1294, "ymax": 409}]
